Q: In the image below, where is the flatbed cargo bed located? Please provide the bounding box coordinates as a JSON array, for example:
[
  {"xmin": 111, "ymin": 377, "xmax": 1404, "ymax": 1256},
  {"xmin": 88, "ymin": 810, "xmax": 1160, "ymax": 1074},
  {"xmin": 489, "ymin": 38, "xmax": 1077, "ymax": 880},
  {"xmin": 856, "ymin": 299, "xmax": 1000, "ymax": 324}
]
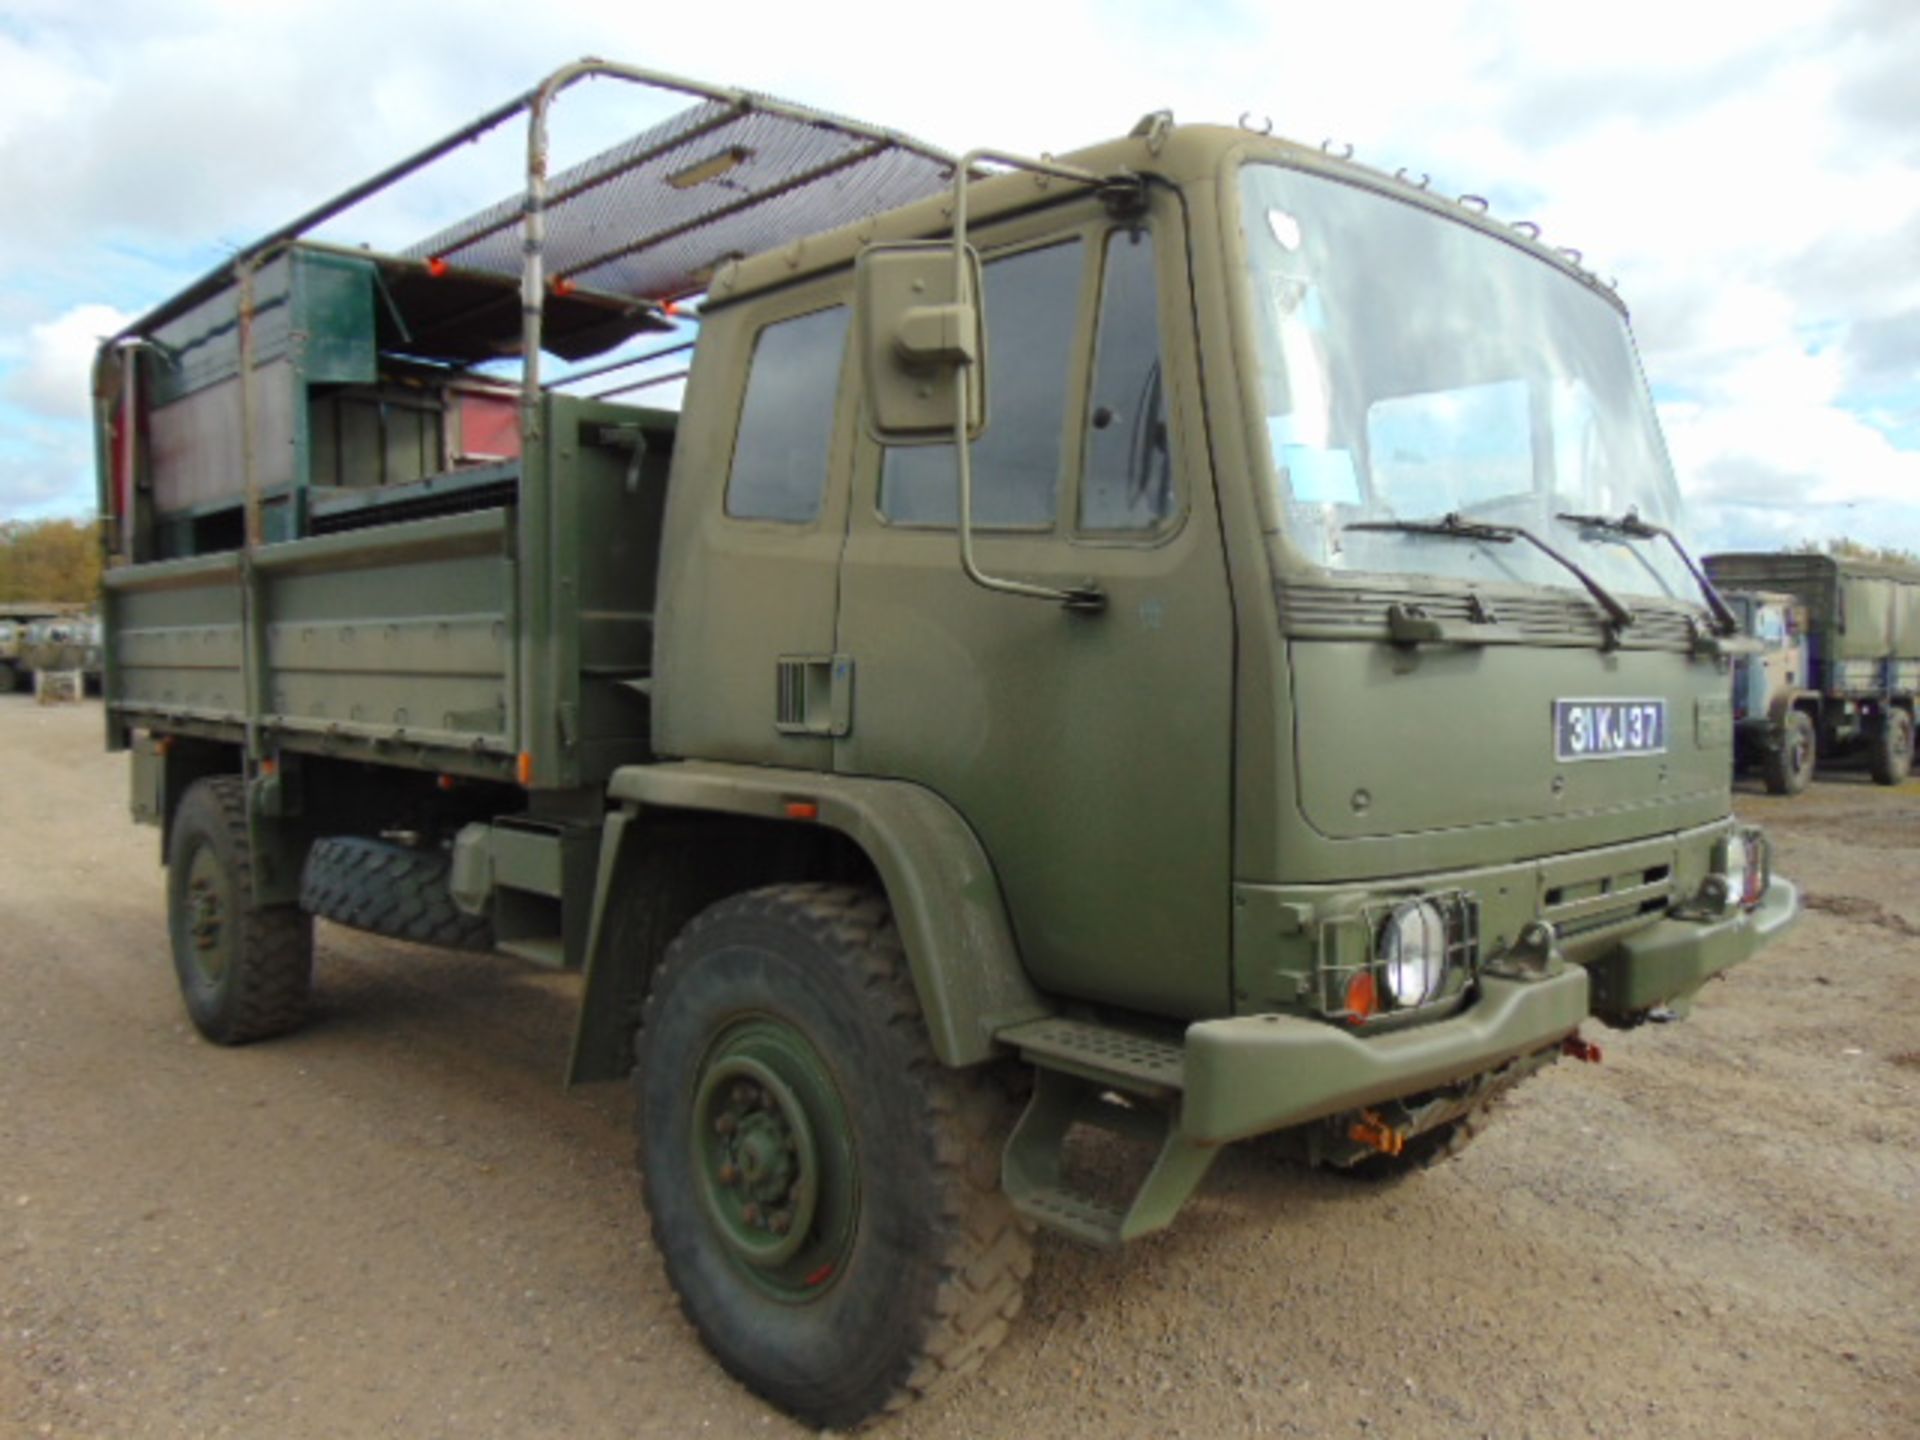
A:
[{"xmin": 104, "ymin": 394, "xmax": 673, "ymax": 788}]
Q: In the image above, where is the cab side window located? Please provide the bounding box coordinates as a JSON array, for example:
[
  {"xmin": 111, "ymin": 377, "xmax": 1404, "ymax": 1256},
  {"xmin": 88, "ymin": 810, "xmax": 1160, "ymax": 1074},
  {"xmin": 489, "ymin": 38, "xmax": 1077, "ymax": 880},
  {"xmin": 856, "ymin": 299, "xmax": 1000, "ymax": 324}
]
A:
[
  {"xmin": 880, "ymin": 239, "xmax": 1083, "ymax": 527},
  {"xmin": 725, "ymin": 305, "xmax": 850, "ymax": 523},
  {"xmin": 1080, "ymin": 229, "xmax": 1173, "ymax": 531}
]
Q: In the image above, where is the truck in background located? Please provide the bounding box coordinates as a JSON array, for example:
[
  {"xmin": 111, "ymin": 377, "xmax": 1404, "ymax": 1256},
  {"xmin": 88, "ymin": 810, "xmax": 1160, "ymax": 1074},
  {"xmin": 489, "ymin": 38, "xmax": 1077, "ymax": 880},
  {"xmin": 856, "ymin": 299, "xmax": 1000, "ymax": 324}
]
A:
[
  {"xmin": 1706, "ymin": 552, "xmax": 1920, "ymax": 794},
  {"xmin": 0, "ymin": 604, "xmax": 81, "ymax": 692},
  {"xmin": 96, "ymin": 60, "xmax": 1798, "ymax": 1427}
]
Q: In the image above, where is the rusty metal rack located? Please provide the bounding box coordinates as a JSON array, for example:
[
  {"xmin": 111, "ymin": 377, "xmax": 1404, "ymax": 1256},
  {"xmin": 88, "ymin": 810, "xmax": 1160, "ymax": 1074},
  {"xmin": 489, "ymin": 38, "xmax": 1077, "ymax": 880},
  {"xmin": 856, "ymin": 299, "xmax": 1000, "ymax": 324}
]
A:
[
  {"xmin": 109, "ymin": 59, "xmax": 959, "ymax": 389},
  {"xmin": 97, "ymin": 59, "xmax": 963, "ymax": 564}
]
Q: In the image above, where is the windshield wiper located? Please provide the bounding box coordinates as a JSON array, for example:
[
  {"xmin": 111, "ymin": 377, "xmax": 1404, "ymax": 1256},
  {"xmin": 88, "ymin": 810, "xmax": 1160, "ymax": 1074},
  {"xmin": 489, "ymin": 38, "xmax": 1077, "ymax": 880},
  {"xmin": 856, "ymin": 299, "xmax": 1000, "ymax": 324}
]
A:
[
  {"xmin": 1555, "ymin": 509, "xmax": 1738, "ymax": 636},
  {"xmin": 1347, "ymin": 512, "xmax": 1636, "ymax": 635}
]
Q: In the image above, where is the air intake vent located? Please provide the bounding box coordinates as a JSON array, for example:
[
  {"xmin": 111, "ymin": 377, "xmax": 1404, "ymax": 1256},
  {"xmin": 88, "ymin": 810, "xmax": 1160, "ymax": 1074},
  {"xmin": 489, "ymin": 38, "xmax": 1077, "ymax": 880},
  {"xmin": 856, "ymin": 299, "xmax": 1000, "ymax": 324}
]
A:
[
  {"xmin": 773, "ymin": 654, "xmax": 853, "ymax": 738},
  {"xmin": 776, "ymin": 658, "xmax": 809, "ymax": 730}
]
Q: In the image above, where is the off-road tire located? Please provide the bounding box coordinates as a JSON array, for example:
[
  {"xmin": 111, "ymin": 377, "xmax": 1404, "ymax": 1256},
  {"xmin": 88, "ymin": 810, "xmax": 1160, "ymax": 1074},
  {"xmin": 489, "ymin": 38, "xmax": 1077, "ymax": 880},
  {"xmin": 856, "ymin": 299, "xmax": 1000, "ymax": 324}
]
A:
[
  {"xmin": 167, "ymin": 777, "xmax": 313, "ymax": 1044},
  {"xmin": 1868, "ymin": 707, "xmax": 1914, "ymax": 787},
  {"xmin": 300, "ymin": 836, "xmax": 493, "ymax": 951},
  {"xmin": 1763, "ymin": 710, "xmax": 1817, "ymax": 795},
  {"xmin": 635, "ymin": 883, "xmax": 1033, "ymax": 1429}
]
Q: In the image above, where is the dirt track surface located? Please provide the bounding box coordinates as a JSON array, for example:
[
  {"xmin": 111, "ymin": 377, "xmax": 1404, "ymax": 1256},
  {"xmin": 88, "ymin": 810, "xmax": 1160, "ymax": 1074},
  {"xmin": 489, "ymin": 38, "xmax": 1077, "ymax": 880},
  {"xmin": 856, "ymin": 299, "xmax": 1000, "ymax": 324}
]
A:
[{"xmin": 2, "ymin": 698, "xmax": 1916, "ymax": 1439}]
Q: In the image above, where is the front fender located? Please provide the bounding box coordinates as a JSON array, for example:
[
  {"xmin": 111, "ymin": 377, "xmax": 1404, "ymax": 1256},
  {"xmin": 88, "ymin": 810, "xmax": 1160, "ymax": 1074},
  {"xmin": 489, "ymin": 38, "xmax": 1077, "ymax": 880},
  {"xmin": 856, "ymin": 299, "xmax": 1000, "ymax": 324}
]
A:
[{"xmin": 593, "ymin": 761, "xmax": 1049, "ymax": 1067}]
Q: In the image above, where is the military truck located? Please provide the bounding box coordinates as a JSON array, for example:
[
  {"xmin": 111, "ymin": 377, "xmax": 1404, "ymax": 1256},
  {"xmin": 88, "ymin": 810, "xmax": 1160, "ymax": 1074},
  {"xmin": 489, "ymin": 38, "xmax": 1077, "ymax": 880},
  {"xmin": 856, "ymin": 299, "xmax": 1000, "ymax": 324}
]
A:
[
  {"xmin": 0, "ymin": 604, "xmax": 74, "ymax": 692},
  {"xmin": 1706, "ymin": 552, "xmax": 1920, "ymax": 793},
  {"xmin": 19, "ymin": 613, "xmax": 103, "ymax": 698},
  {"xmin": 97, "ymin": 61, "xmax": 1798, "ymax": 1428}
]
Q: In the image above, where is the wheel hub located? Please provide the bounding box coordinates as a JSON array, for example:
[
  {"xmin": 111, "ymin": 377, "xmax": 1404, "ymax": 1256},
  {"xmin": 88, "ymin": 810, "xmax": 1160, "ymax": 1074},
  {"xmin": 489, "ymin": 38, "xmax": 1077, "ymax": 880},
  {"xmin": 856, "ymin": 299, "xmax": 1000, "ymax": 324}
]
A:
[{"xmin": 690, "ymin": 1020, "xmax": 851, "ymax": 1295}]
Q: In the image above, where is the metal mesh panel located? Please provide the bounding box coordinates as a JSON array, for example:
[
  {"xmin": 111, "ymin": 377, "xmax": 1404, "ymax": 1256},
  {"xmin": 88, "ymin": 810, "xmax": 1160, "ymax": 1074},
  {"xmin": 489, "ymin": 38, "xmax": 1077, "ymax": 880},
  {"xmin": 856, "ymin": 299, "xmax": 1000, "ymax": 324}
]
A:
[{"xmin": 405, "ymin": 99, "xmax": 954, "ymax": 302}]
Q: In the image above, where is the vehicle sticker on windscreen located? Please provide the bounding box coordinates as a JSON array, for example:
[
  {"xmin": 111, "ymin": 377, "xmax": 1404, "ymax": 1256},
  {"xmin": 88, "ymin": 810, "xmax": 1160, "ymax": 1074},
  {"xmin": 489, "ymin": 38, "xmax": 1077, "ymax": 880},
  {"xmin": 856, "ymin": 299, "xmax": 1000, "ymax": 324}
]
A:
[{"xmin": 1554, "ymin": 698, "xmax": 1667, "ymax": 762}]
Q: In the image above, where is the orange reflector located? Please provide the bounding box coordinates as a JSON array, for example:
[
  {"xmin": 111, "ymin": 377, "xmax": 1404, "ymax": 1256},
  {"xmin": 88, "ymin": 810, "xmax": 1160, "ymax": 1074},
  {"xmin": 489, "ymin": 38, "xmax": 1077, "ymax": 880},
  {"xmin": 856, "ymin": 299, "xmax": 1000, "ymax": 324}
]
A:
[
  {"xmin": 257, "ymin": 758, "xmax": 277, "ymax": 778},
  {"xmin": 785, "ymin": 801, "xmax": 819, "ymax": 821},
  {"xmin": 436, "ymin": 774, "xmax": 456, "ymax": 792},
  {"xmin": 426, "ymin": 257, "xmax": 449, "ymax": 278},
  {"xmin": 154, "ymin": 736, "xmax": 173, "ymax": 756},
  {"xmin": 1349, "ymin": 1110, "xmax": 1406, "ymax": 1157},
  {"xmin": 551, "ymin": 276, "xmax": 575, "ymax": 297},
  {"xmin": 663, "ymin": 300, "xmax": 680, "ymax": 317},
  {"xmin": 1344, "ymin": 971, "xmax": 1378, "ymax": 1025},
  {"xmin": 516, "ymin": 752, "xmax": 533, "ymax": 787}
]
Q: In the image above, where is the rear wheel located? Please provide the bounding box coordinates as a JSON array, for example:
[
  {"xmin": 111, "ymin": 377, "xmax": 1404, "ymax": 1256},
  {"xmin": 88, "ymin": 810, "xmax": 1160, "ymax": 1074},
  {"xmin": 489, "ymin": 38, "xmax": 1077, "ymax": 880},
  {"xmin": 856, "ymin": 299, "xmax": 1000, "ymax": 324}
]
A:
[
  {"xmin": 1869, "ymin": 707, "xmax": 1914, "ymax": 786},
  {"xmin": 166, "ymin": 777, "xmax": 313, "ymax": 1044},
  {"xmin": 636, "ymin": 883, "xmax": 1032, "ymax": 1428},
  {"xmin": 1762, "ymin": 710, "xmax": 1817, "ymax": 795}
]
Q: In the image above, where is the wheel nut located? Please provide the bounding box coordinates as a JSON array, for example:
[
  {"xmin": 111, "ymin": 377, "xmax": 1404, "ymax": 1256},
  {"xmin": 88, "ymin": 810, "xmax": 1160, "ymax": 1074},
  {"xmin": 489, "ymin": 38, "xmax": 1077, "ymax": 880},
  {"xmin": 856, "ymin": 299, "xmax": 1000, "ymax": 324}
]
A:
[
  {"xmin": 717, "ymin": 1163, "xmax": 739, "ymax": 1186},
  {"xmin": 770, "ymin": 1210, "xmax": 791, "ymax": 1235},
  {"xmin": 714, "ymin": 1112, "xmax": 736, "ymax": 1137},
  {"xmin": 742, "ymin": 1203, "xmax": 761, "ymax": 1227}
]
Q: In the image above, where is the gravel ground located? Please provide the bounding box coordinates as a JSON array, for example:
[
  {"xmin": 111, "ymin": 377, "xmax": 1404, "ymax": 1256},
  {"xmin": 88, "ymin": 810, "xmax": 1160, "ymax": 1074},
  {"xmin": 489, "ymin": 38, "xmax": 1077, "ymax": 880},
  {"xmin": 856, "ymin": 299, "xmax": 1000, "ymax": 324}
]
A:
[{"xmin": 1, "ymin": 697, "xmax": 1915, "ymax": 1439}]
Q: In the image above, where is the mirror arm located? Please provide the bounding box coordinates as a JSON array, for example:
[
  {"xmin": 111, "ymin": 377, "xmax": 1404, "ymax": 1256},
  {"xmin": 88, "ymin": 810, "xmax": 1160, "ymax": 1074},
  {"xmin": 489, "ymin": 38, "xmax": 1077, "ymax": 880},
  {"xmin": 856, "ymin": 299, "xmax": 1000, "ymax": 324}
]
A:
[
  {"xmin": 953, "ymin": 380, "xmax": 1105, "ymax": 611},
  {"xmin": 949, "ymin": 147, "xmax": 1110, "ymax": 614}
]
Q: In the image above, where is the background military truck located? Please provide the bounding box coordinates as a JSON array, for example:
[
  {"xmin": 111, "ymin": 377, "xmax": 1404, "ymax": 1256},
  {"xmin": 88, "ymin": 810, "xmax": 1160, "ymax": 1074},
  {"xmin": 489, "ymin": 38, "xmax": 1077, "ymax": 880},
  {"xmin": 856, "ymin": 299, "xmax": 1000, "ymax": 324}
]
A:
[
  {"xmin": 1706, "ymin": 552, "xmax": 1920, "ymax": 793},
  {"xmin": 20, "ymin": 614, "xmax": 104, "ymax": 698},
  {"xmin": 0, "ymin": 604, "xmax": 75, "ymax": 692},
  {"xmin": 97, "ymin": 61, "xmax": 1797, "ymax": 1428}
]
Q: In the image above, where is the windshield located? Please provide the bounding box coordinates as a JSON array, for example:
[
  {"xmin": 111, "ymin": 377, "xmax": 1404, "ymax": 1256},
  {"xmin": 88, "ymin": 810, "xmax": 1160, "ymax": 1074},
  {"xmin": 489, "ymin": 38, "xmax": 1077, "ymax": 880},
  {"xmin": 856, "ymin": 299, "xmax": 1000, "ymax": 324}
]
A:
[{"xmin": 1237, "ymin": 162, "xmax": 1695, "ymax": 603}]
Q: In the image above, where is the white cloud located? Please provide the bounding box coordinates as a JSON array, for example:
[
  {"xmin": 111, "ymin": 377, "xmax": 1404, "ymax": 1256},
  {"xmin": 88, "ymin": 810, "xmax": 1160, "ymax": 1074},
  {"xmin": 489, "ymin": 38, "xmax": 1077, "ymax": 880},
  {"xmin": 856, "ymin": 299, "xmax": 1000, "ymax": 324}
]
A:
[
  {"xmin": 1662, "ymin": 341, "xmax": 1920, "ymax": 552},
  {"xmin": 3, "ymin": 303, "xmax": 131, "ymax": 420}
]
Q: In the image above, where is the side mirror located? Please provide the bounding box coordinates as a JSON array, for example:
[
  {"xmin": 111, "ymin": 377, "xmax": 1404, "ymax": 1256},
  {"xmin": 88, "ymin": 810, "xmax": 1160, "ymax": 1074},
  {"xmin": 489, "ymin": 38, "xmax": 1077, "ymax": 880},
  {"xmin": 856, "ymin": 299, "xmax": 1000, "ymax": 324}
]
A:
[{"xmin": 854, "ymin": 241, "xmax": 986, "ymax": 445}]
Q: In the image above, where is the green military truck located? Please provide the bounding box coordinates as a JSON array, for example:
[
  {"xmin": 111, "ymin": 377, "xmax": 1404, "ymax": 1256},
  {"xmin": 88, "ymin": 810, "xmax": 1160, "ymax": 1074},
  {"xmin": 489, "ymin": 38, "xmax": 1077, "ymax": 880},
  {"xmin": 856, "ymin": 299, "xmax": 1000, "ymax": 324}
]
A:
[
  {"xmin": 0, "ymin": 604, "xmax": 75, "ymax": 692},
  {"xmin": 20, "ymin": 613, "xmax": 103, "ymax": 688},
  {"xmin": 97, "ymin": 61, "xmax": 1798, "ymax": 1427},
  {"xmin": 1706, "ymin": 552, "xmax": 1920, "ymax": 793}
]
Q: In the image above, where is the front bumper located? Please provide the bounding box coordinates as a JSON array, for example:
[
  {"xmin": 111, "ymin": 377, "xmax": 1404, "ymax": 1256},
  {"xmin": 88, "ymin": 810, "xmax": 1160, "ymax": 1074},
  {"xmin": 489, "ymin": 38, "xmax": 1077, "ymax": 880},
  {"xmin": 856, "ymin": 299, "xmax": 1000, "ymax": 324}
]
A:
[
  {"xmin": 1179, "ymin": 875, "xmax": 1800, "ymax": 1145},
  {"xmin": 1180, "ymin": 966, "xmax": 1588, "ymax": 1143},
  {"xmin": 1586, "ymin": 875, "xmax": 1800, "ymax": 1020}
]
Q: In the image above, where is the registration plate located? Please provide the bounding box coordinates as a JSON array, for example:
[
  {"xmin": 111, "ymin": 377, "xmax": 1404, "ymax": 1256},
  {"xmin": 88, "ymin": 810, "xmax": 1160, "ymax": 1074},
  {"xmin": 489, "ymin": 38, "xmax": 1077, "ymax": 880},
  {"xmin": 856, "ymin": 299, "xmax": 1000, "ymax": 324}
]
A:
[{"xmin": 1554, "ymin": 698, "xmax": 1666, "ymax": 762}]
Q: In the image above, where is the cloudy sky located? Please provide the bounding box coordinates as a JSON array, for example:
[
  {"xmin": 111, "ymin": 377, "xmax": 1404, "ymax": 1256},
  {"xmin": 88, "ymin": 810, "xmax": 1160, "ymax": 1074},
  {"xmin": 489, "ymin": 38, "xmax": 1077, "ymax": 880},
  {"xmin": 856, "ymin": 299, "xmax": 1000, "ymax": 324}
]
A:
[{"xmin": 1, "ymin": 0, "xmax": 1915, "ymax": 555}]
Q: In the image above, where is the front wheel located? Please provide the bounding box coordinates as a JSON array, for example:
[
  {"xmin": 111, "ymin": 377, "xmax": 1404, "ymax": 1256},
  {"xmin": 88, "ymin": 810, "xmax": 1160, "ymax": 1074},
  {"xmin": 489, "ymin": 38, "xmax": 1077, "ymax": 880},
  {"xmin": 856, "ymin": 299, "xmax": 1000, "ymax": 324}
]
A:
[
  {"xmin": 1763, "ymin": 710, "xmax": 1818, "ymax": 795},
  {"xmin": 635, "ymin": 883, "xmax": 1032, "ymax": 1429},
  {"xmin": 166, "ymin": 777, "xmax": 313, "ymax": 1044},
  {"xmin": 1869, "ymin": 707, "xmax": 1914, "ymax": 786}
]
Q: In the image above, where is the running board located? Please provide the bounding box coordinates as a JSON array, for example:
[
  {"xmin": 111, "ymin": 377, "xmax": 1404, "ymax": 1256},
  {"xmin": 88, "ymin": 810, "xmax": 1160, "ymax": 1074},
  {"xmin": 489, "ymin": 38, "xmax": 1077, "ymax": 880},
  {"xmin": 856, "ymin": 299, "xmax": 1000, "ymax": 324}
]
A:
[{"xmin": 997, "ymin": 1018, "xmax": 1217, "ymax": 1248}]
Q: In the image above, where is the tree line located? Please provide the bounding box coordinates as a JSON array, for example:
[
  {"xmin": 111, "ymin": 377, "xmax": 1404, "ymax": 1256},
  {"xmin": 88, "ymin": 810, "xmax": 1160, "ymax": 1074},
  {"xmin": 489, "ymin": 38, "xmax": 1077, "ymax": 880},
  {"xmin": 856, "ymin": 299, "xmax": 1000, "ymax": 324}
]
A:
[
  {"xmin": 1792, "ymin": 537, "xmax": 1920, "ymax": 566},
  {"xmin": 0, "ymin": 519, "xmax": 103, "ymax": 604}
]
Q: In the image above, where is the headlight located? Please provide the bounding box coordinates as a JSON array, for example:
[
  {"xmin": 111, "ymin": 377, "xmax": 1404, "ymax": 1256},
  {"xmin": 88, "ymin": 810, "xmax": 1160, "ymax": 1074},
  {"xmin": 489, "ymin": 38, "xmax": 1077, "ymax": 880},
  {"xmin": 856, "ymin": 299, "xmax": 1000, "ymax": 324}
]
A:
[
  {"xmin": 1376, "ymin": 899, "xmax": 1448, "ymax": 1007},
  {"xmin": 1722, "ymin": 833, "xmax": 1750, "ymax": 908}
]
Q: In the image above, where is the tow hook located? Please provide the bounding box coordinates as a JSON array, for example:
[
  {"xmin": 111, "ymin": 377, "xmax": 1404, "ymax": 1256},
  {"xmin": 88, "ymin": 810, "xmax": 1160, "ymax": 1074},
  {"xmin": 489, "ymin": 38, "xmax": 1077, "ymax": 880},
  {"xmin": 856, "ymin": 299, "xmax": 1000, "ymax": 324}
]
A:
[
  {"xmin": 1348, "ymin": 1109, "xmax": 1407, "ymax": 1157},
  {"xmin": 1562, "ymin": 1033, "xmax": 1604, "ymax": 1064}
]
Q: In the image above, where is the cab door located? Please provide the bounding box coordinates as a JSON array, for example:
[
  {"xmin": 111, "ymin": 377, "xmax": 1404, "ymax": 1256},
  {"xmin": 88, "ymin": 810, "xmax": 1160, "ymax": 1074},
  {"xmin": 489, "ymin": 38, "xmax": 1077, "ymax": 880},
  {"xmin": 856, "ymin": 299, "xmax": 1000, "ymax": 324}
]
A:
[
  {"xmin": 834, "ymin": 195, "xmax": 1235, "ymax": 1018},
  {"xmin": 652, "ymin": 281, "xmax": 853, "ymax": 768}
]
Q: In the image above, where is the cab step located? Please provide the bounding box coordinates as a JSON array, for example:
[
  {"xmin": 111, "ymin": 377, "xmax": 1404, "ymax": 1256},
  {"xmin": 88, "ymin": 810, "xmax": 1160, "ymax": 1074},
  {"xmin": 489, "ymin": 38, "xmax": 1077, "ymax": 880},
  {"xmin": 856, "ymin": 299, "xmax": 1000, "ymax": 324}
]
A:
[
  {"xmin": 995, "ymin": 1016, "xmax": 1186, "ymax": 1095},
  {"xmin": 995, "ymin": 1018, "xmax": 1215, "ymax": 1248}
]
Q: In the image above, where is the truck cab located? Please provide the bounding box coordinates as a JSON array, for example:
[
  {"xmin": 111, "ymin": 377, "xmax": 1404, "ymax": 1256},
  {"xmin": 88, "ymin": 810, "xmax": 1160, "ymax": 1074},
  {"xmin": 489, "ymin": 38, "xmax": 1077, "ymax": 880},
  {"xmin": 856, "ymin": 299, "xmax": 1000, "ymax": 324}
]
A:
[
  {"xmin": 656, "ymin": 121, "xmax": 1793, "ymax": 1036},
  {"xmin": 1726, "ymin": 588, "xmax": 1816, "ymax": 792}
]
